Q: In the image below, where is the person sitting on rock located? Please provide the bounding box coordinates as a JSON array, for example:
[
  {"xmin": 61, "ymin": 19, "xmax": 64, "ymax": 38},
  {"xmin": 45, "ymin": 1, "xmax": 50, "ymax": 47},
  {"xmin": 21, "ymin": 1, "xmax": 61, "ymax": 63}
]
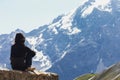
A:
[{"xmin": 10, "ymin": 33, "xmax": 36, "ymax": 71}]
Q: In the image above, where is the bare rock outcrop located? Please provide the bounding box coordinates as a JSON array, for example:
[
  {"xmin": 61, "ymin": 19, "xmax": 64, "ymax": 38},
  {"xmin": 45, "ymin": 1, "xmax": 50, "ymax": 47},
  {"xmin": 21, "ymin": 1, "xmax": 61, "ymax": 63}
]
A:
[{"xmin": 0, "ymin": 70, "xmax": 58, "ymax": 80}]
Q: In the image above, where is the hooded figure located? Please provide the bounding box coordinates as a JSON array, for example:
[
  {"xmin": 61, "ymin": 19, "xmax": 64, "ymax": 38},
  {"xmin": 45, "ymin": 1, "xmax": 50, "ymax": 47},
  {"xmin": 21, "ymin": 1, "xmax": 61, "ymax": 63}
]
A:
[{"xmin": 10, "ymin": 33, "xmax": 36, "ymax": 71}]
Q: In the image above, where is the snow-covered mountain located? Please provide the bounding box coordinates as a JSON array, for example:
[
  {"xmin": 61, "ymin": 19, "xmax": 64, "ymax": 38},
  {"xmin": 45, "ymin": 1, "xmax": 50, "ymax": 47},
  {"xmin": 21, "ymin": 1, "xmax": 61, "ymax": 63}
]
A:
[
  {"xmin": 0, "ymin": 0, "xmax": 120, "ymax": 80},
  {"xmin": 47, "ymin": 0, "xmax": 120, "ymax": 80}
]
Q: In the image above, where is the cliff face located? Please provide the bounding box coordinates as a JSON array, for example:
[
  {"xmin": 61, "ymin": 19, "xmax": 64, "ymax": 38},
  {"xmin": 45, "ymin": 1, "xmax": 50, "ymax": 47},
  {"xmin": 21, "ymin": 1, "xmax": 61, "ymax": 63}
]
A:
[{"xmin": 0, "ymin": 70, "xmax": 58, "ymax": 80}]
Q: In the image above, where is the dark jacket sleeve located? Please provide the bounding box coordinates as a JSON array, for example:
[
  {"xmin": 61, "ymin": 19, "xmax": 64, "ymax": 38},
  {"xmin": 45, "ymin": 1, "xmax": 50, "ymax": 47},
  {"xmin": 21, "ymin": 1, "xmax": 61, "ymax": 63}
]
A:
[
  {"xmin": 26, "ymin": 47, "xmax": 36, "ymax": 57},
  {"xmin": 10, "ymin": 46, "xmax": 14, "ymax": 59}
]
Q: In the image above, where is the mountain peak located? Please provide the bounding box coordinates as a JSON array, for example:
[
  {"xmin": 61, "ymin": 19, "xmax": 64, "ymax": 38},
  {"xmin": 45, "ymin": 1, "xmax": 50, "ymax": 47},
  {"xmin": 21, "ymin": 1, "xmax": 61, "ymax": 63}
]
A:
[
  {"xmin": 80, "ymin": 0, "xmax": 112, "ymax": 18},
  {"xmin": 9, "ymin": 28, "xmax": 25, "ymax": 37},
  {"xmin": 14, "ymin": 28, "xmax": 24, "ymax": 33}
]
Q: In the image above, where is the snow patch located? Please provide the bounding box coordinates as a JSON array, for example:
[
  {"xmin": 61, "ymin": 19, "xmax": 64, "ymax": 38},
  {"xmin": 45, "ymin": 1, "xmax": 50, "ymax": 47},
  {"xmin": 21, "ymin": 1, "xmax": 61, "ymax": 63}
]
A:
[
  {"xmin": 81, "ymin": 0, "xmax": 112, "ymax": 18},
  {"xmin": 33, "ymin": 50, "xmax": 52, "ymax": 71},
  {"xmin": 48, "ymin": 21, "xmax": 61, "ymax": 34},
  {"xmin": 26, "ymin": 35, "xmax": 51, "ymax": 71},
  {"xmin": 60, "ymin": 51, "xmax": 67, "ymax": 59},
  {"xmin": 26, "ymin": 37, "xmax": 37, "ymax": 45},
  {"xmin": 60, "ymin": 9, "xmax": 81, "ymax": 35},
  {"xmin": 52, "ymin": 27, "xmax": 58, "ymax": 34},
  {"xmin": 55, "ymin": 45, "xmax": 60, "ymax": 52},
  {"xmin": 0, "ymin": 64, "xmax": 8, "ymax": 70},
  {"xmin": 0, "ymin": 45, "xmax": 2, "ymax": 49},
  {"xmin": 67, "ymin": 27, "xmax": 81, "ymax": 35},
  {"xmin": 60, "ymin": 9, "xmax": 75, "ymax": 30},
  {"xmin": 48, "ymin": 8, "xmax": 81, "ymax": 35},
  {"xmin": 79, "ymin": 0, "xmax": 89, "ymax": 6},
  {"xmin": 0, "ymin": 67, "xmax": 8, "ymax": 70},
  {"xmin": 26, "ymin": 34, "xmax": 44, "ymax": 47}
]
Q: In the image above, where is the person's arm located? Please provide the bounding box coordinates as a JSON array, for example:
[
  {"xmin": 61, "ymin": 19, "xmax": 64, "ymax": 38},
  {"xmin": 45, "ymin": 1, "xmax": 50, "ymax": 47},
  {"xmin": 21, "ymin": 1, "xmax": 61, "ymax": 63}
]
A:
[
  {"xmin": 10, "ymin": 46, "xmax": 14, "ymax": 59},
  {"xmin": 26, "ymin": 47, "xmax": 36, "ymax": 57}
]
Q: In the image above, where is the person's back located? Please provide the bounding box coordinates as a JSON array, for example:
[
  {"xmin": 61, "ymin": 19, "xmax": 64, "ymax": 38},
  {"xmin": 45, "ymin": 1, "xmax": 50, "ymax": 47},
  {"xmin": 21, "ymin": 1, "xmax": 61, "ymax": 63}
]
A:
[{"xmin": 10, "ymin": 33, "xmax": 36, "ymax": 71}]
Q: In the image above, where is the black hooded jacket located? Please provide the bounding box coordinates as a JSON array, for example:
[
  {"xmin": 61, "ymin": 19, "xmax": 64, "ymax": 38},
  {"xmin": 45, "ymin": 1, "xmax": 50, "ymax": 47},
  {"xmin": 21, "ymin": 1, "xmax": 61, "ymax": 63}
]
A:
[
  {"xmin": 10, "ymin": 43, "xmax": 36, "ymax": 70},
  {"xmin": 10, "ymin": 33, "xmax": 36, "ymax": 71}
]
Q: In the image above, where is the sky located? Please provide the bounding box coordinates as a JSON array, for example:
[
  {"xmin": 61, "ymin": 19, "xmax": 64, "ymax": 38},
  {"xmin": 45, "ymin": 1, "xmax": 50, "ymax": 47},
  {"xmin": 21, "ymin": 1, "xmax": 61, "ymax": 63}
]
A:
[{"xmin": 0, "ymin": 0, "xmax": 81, "ymax": 34}]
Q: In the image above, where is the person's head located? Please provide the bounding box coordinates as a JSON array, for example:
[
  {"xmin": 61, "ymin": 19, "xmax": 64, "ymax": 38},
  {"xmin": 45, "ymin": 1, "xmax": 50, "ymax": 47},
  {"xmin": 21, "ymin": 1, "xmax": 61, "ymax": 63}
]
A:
[{"xmin": 15, "ymin": 33, "xmax": 25, "ymax": 44}]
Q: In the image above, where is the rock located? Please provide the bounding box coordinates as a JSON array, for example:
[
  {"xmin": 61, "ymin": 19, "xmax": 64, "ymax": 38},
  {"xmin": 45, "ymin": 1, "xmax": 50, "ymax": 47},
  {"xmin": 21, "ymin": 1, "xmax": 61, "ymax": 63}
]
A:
[
  {"xmin": 0, "ymin": 70, "xmax": 58, "ymax": 80},
  {"xmin": 74, "ymin": 62, "xmax": 120, "ymax": 80},
  {"xmin": 92, "ymin": 62, "xmax": 120, "ymax": 80}
]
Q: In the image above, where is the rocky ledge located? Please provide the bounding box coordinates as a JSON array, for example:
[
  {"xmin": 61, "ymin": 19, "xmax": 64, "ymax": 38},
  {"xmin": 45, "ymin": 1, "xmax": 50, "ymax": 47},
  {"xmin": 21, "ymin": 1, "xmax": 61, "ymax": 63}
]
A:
[{"xmin": 0, "ymin": 70, "xmax": 58, "ymax": 80}]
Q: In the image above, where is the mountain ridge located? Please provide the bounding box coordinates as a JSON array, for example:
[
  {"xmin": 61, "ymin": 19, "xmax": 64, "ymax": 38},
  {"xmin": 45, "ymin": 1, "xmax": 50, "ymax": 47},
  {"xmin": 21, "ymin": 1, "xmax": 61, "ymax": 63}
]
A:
[{"xmin": 0, "ymin": 0, "xmax": 120, "ymax": 80}]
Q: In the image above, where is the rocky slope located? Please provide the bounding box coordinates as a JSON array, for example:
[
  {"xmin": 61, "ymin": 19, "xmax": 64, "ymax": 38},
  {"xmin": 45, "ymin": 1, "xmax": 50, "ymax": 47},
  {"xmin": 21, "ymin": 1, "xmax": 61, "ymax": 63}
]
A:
[
  {"xmin": 92, "ymin": 62, "xmax": 120, "ymax": 80},
  {"xmin": 75, "ymin": 62, "xmax": 120, "ymax": 80}
]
